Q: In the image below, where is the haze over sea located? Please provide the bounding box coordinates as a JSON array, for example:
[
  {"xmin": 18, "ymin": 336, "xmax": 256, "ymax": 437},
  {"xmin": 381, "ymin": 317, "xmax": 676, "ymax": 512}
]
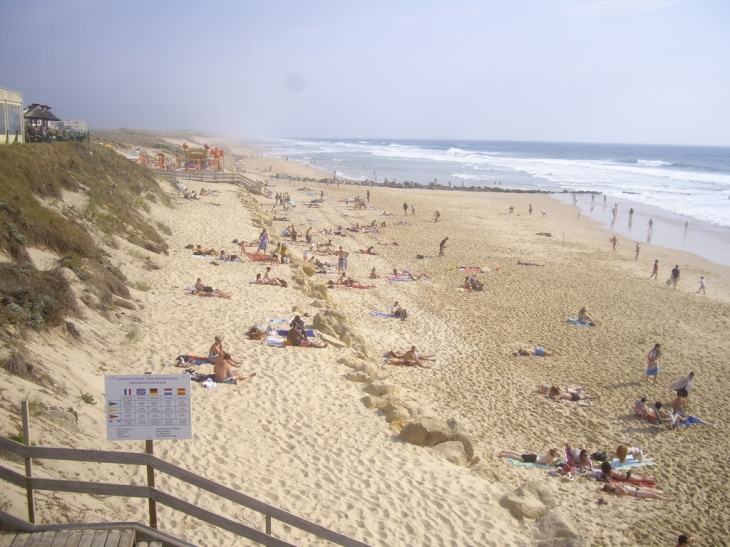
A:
[{"xmin": 262, "ymin": 138, "xmax": 730, "ymax": 266}]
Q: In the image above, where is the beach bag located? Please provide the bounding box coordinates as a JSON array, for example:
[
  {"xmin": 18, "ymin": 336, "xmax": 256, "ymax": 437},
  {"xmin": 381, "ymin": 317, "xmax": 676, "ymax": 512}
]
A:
[
  {"xmin": 666, "ymin": 278, "xmax": 673, "ymax": 286},
  {"xmin": 590, "ymin": 452, "xmax": 607, "ymax": 462}
]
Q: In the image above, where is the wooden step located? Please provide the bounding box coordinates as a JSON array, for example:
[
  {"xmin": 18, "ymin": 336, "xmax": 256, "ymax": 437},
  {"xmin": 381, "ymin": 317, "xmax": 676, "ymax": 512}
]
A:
[{"xmin": 0, "ymin": 529, "xmax": 135, "ymax": 547}]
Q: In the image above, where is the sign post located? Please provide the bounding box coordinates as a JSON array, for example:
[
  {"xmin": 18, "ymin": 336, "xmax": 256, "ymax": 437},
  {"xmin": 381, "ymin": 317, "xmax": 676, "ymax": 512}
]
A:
[{"xmin": 105, "ymin": 374, "xmax": 192, "ymax": 529}]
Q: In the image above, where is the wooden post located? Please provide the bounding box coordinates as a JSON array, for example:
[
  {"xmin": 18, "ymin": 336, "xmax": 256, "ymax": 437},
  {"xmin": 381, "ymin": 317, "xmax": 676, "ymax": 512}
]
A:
[
  {"xmin": 266, "ymin": 515, "xmax": 272, "ymax": 535},
  {"xmin": 146, "ymin": 440, "xmax": 157, "ymax": 529},
  {"xmin": 21, "ymin": 401, "xmax": 35, "ymax": 524}
]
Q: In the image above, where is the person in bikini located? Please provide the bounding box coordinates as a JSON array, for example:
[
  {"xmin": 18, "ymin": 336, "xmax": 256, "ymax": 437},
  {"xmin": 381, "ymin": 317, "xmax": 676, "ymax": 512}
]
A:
[
  {"xmin": 498, "ymin": 448, "xmax": 560, "ymax": 465},
  {"xmin": 549, "ymin": 386, "xmax": 597, "ymax": 402},
  {"xmin": 616, "ymin": 445, "xmax": 652, "ymax": 464},
  {"xmin": 385, "ymin": 348, "xmax": 431, "ymax": 368},
  {"xmin": 286, "ymin": 327, "xmax": 327, "ymax": 348},
  {"xmin": 600, "ymin": 483, "xmax": 671, "ymax": 500},
  {"xmin": 517, "ymin": 260, "xmax": 543, "ymax": 266},
  {"xmin": 370, "ymin": 268, "xmax": 379, "ymax": 279},
  {"xmin": 514, "ymin": 347, "xmax": 553, "ymax": 356},
  {"xmin": 388, "ymin": 346, "xmax": 436, "ymax": 361},
  {"xmin": 194, "ymin": 279, "xmax": 231, "ymax": 298},
  {"xmin": 600, "ymin": 461, "xmax": 656, "ymax": 485}
]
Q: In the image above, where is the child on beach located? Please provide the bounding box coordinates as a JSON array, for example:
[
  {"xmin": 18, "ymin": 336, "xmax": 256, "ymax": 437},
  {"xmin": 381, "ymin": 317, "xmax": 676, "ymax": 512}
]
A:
[{"xmin": 646, "ymin": 343, "xmax": 661, "ymax": 385}]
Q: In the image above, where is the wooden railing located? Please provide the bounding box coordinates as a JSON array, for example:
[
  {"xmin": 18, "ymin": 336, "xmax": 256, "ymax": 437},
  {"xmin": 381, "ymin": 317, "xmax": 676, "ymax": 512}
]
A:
[
  {"xmin": 152, "ymin": 169, "xmax": 264, "ymax": 194},
  {"xmin": 0, "ymin": 427, "xmax": 370, "ymax": 547}
]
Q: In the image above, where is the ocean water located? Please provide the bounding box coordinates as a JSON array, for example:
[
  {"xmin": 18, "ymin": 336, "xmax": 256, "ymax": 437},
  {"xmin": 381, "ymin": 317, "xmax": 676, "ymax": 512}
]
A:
[{"xmin": 261, "ymin": 139, "xmax": 730, "ymax": 229}]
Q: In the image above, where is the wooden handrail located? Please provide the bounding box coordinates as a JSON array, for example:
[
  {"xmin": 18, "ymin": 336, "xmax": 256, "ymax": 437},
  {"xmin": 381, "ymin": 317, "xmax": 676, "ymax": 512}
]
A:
[{"xmin": 0, "ymin": 436, "xmax": 370, "ymax": 547}]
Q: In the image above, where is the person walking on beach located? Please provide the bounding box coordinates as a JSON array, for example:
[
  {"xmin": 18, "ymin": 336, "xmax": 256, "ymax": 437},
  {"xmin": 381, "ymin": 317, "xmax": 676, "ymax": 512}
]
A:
[
  {"xmin": 671, "ymin": 265, "xmax": 680, "ymax": 290},
  {"xmin": 650, "ymin": 260, "xmax": 659, "ymax": 279},
  {"xmin": 648, "ymin": 218, "xmax": 654, "ymax": 232},
  {"xmin": 609, "ymin": 235, "xmax": 619, "ymax": 252},
  {"xmin": 439, "ymin": 237, "xmax": 448, "ymax": 257},
  {"xmin": 366, "ymin": 189, "xmax": 370, "ymax": 203},
  {"xmin": 257, "ymin": 228, "xmax": 269, "ymax": 254},
  {"xmin": 337, "ymin": 246, "xmax": 348, "ymax": 273},
  {"xmin": 528, "ymin": 204, "xmax": 533, "ymax": 214},
  {"xmin": 434, "ymin": 210, "xmax": 441, "ymax": 222},
  {"xmin": 646, "ymin": 343, "xmax": 661, "ymax": 385},
  {"xmin": 696, "ymin": 276, "xmax": 706, "ymax": 294},
  {"xmin": 411, "ymin": 204, "xmax": 416, "ymax": 216},
  {"xmin": 403, "ymin": 202, "xmax": 408, "ymax": 216},
  {"xmin": 635, "ymin": 243, "xmax": 640, "ymax": 260}
]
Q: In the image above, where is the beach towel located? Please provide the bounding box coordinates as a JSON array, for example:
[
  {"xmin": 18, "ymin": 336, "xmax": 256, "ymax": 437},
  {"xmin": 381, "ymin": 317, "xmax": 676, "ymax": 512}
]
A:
[
  {"xmin": 506, "ymin": 458, "xmax": 559, "ymax": 469},
  {"xmin": 387, "ymin": 277, "xmax": 411, "ymax": 282},
  {"xmin": 266, "ymin": 318, "xmax": 291, "ymax": 324},
  {"xmin": 679, "ymin": 416, "xmax": 705, "ymax": 426},
  {"xmin": 345, "ymin": 284, "xmax": 375, "ymax": 289},
  {"xmin": 371, "ymin": 311, "xmax": 395, "ymax": 318},
  {"xmin": 265, "ymin": 336, "xmax": 285, "ymax": 347},
  {"xmin": 175, "ymin": 355, "xmax": 210, "ymax": 365},
  {"xmin": 246, "ymin": 253, "xmax": 274, "ymax": 263},
  {"xmin": 609, "ymin": 457, "xmax": 656, "ymax": 471},
  {"xmin": 277, "ymin": 329, "xmax": 315, "ymax": 337},
  {"xmin": 357, "ymin": 250, "xmax": 378, "ymax": 255},
  {"xmin": 567, "ymin": 318, "xmax": 595, "ymax": 327}
]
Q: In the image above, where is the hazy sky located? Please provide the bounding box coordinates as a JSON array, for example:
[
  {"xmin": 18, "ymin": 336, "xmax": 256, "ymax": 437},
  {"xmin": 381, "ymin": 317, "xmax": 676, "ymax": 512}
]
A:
[{"xmin": 1, "ymin": 0, "xmax": 728, "ymax": 145}]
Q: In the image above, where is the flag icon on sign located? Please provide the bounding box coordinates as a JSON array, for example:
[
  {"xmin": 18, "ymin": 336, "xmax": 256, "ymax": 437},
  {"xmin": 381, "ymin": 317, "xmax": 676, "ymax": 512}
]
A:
[
  {"xmin": 164, "ymin": 388, "xmax": 173, "ymax": 395},
  {"xmin": 136, "ymin": 388, "xmax": 146, "ymax": 395},
  {"xmin": 108, "ymin": 402, "xmax": 118, "ymax": 406},
  {"xmin": 109, "ymin": 415, "xmax": 119, "ymax": 420},
  {"xmin": 150, "ymin": 389, "xmax": 158, "ymax": 395},
  {"xmin": 177, "ymin": 388, "xmax": 186, "ymax": 395}
]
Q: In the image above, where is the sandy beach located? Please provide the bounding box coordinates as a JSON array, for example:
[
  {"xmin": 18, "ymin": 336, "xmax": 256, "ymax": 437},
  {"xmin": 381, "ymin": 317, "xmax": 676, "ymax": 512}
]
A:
[{"xmin": 2, "ymin": 134, "xmax": 729, "ymax": 547}]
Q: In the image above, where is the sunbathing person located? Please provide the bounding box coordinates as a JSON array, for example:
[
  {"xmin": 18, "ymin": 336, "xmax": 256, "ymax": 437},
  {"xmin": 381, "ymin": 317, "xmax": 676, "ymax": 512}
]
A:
[
  {"xmin": 517, "ymin": 260, "xmax": 544, "ymax": 266},
  {"xmin": 194, "ymin": 278, "xmax": 231, "ymax": 298},
  {"xmin": 616, "ymin": 445, "xmax": 652, "ymax": 464},
  {"xmin": 262, "ymin": 266, "xmax": 281, "ymax": 284},
  {"xmin": 469, "ymin": 275, "xmax": 484, "ymax": 291},
  {"xmin": 255, "ymin": 273, "xmax": 284, "ymax": 286},
  {"xmin": 219, "ymin": 250, "xmax": 241, "ymax": 261},
  {"xmin": 514, "ymin": 347, "xmax": 553, "ymax": 356},
  {"xmin": 193, "ymin": 245, "xmax": 217, "ymax": 256},
  {"xmin": 577, "ymin": 307, "xmax": 595, "ymax": 325},
  {"xmin": 213, "ymin": 354, "xmax": 256, "ymax": 384},
  {"xmin": 462, "ymin": 276, "xmax": 473, "ymax": 290},
  {"xmin": 548, "ymin": 386, "xmax": 597, "ymax": 402},
  {"xmin": 407, "ymin": 272, "xmax": 430, "ymax": 280},
  {"xmin": 600, "ymin": 483, "xmax": 671, "ymax": 500},
  {"xmin": 385, "ymin": 352, "xmax": 431, "ymax": 368},
  {"xmin": 388, "ymin": 346, "xmax": 436, "ymax": 361},
  {"xmin": 370, "ymin": 268, "xmax": 380, "ymax": 279},
  {"xmin": 498, "ymin": 448, "xmax": 560, "ymax": 465},
  {"xmin": 286, "ymin": 327, "xmax": 326, "ymax": 348},
  {"xmin": 600, "ymin": 461, "xmax": 656, "ymax": 485}
]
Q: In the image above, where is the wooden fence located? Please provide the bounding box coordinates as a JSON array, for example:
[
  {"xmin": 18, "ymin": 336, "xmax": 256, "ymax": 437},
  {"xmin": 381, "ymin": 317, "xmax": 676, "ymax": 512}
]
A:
[
  {"xmin": 152, "ymin": 169, "xmax": 264, "ymax": 195},
  {"xmin": 0, "ymin": 406, "xmax": 370, "ymax": 547}
]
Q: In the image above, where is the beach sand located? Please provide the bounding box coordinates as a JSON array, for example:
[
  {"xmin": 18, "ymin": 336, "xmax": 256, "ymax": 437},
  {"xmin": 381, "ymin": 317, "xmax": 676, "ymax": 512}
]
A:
[{"xmin": 1, "ymin": 135, "xmax": 729, "ymax": 546}]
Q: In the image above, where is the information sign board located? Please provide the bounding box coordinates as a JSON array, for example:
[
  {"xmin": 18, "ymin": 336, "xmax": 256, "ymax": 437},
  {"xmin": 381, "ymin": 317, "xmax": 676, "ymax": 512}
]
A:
[{"xmin": 105, "ymin": 374, "xmax": 192, "ymax": 441}]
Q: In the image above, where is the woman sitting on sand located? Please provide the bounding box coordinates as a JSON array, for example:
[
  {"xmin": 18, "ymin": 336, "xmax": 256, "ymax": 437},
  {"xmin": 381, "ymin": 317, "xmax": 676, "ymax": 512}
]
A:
[
  {"xmin": 548, "ymin": 386, "xmax": 597, "ymax": 402},
  {"xmin": 600, "ymin": 461, "xmax": 656, "ymax": 485},
  {"xmin": 194, "ymin": 279, "xmax": 231, "ymax": 298},
  {"xmin": 370, "ymin": 268, "xmax": 380, "ymax": 279},
  {"xmin": 286, "ymin": 327, "xmax": 327, "ymax": 348},
  {"xmin": 600, "ymin": 483, "xmax": 671, "ymax": 500},
  {"xmin": 577, "ymin": 307, "xmax": 595, "ymax": 325},
  {"xmin": 462, "ymin": 276, "xmax": 473, "ymax": 290},
  {"xmin": 498, "ymin": 448, "xmax": 560, "ymax": 465},
  {"xmin": 255, "ymin": 273, "xmax": 284, "ymax": 287},
  {"xmin": 514, "ymin": 347, "xmax": 553, "ymax": 357}
]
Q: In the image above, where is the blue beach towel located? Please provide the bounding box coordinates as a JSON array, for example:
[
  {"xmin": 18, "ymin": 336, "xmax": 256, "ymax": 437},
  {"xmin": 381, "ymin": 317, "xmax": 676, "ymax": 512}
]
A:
[
  {"xmin": 506, "ymin": 458, "xmax": 559, "ymax": 469},
  {"xmin": 371, "ymin": 311, "xmax": 395, "ymax": 318},
  {"xmin": 609, "ymin": 457, "xmax": 656, "ymax": 470},
  {"xmin": 266, "ymin": 318, "xmax": 291, "ymax": 324},
  {"xmin": 680, "ymin": 416, "xmax": 705, "ymax": 426},
  {"xmin": 567, "ymin": 318, "xmax": 594, "ymax": 327}
]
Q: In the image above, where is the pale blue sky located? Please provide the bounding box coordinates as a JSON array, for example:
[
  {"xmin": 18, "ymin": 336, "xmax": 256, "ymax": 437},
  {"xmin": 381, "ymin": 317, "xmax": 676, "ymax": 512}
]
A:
[{"xmin": 1, "ymin": 0, "xmax": 728, "ymax": 145}]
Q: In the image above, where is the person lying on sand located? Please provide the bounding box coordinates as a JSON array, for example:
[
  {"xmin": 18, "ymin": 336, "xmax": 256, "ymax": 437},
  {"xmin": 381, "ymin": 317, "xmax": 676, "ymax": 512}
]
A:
[
  {"xmin": 192, "ymin": 245, "xmax": 217, "ymax": 256},
  {"xmin": 407, "ymin": 272, "xmax": 430, "ymax": 280},
  {"xmin": 388, "ymin": 346, "xmax": 436, "ymax": 361},
  {"xmin": 600, "ymin": 483, "xmax": 671, "ymax": 500},
  {"xmin": 286, "ymin": 327, "xmax": 327, "ymax": 348},
  {"xmin": 219, "ymin": 250, "xmax": 242, "ymax": 261},
  {"xmin": 549, "ymin": 386, "xmax": 597, "ymax": 402},
  {"xmin": 498, "ymin": 448, "xmax": 560, "ymax": 465},
  {"xmin": 577, "ymin": 307, "xmax": 595, "ymax": 325},
  {"xmin": 514, "ymin": 347, "xmax": 553, "ymax": 356},
  {"xmin": 600, "ymin": 462, "xmax": 656, "ymax": 485},
  {"xmin": 517, "ymin": 260, "xmax": 543, "ymax": 266},
  {"xmin": 385, "ymin": 349, "xmax": 431, "ymax": 368},
  {"xmin": 194, "ymin": 279, "xmax": 231, "ymax": 298},
  {"xmin": 360, "ymin": 246, "xmax": 376, "ymax": 254}
]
